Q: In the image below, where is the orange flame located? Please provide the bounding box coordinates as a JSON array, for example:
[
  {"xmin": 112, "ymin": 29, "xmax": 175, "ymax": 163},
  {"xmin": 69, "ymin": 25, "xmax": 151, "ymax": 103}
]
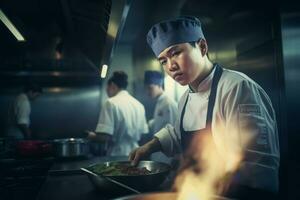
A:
[{"xmin": 174, "ymin": 129, "xmax": 249, "ymax": 200}]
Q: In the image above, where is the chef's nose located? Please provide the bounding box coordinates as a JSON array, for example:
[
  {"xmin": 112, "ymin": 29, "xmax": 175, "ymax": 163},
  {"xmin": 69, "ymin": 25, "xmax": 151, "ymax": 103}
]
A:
[{"xmin": 167, "ymin": 59, "xmax": 178, "ymax": 72}]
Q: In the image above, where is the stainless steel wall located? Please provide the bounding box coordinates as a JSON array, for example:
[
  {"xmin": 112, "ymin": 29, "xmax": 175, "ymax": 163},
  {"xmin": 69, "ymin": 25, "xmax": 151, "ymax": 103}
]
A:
[
  {"xmin": 281, "ymin": 13, "xmax": 300, "ymax": 156},
  {"xmin": 281, "ymin": 12, "xmax": 300, "ymax": 199},
  {"xmin": 0, "ymin": 86, "xmax": 102, "ymax": 139}
]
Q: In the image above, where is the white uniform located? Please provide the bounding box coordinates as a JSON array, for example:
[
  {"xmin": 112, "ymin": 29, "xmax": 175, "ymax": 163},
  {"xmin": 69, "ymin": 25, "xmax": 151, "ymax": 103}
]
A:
[
  {"xmin": 149, "ymin": 93, "xmax": 178, "ymax": 133},
  {"xmin": 96, "ymin": 90, "xmax": 149, "ymax": 156},
  {"xmin": 6, "ymin": 93, "xmax": 31, "ymax": 139},
  {"xmin": 148, "ymin": 93, "xmax": 178, "ymax": 163},
  {"xmin": 155, "ymin": 67, "xmax": 280, "ymax": 192}
]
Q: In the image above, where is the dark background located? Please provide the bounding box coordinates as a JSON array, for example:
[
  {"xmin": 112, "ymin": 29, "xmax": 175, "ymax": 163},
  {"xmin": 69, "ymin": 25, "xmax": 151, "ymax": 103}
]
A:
[{"xmin": 0, "ymin": 0, "xmax": 299, "ymax": 199}]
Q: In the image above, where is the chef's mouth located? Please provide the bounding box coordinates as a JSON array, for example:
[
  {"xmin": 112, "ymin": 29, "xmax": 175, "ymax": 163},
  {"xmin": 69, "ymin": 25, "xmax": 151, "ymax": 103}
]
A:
[{"xmin": 173, "ymin": 73, "xmax": 183, "ymax": 80}]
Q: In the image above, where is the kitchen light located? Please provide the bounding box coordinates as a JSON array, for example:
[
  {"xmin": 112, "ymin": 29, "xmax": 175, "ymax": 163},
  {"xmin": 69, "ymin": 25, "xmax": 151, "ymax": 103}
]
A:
[
  {"xmin": 101, "ymin": 64, "xmax": 108, "ymax": 78},
  {"xmin": 0, "ymin": 9, "xmax": 25, "ymax": 42}
]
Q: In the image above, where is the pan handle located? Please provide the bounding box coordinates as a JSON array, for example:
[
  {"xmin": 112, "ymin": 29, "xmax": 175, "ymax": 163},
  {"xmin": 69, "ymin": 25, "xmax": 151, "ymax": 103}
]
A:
[{"xmin": 80, "ymin": 168, "xmax": 141, "ymax": 194}]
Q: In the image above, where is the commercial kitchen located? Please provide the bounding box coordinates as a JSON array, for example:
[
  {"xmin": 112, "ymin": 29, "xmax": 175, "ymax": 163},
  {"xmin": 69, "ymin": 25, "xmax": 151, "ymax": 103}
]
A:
[{"xmin": 0, "ymin": 0, "xmax": 298, "ymax": 199}]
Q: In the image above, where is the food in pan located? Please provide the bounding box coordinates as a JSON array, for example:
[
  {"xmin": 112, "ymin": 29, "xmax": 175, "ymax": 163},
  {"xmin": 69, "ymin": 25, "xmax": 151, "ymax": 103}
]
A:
[{"xmin": 90, "ymin": 162, "xmax": 152, "ymax": 176}]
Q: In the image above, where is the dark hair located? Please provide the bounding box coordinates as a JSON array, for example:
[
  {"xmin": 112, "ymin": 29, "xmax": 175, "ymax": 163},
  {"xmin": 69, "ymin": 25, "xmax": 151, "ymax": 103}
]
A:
[
  {"xmin": 108, "ymin": 71, "xmax": 128, "ymax": 89},
  {"xmin": 23, "ymin": 83, "xmax": 43, "ymax": 93}
]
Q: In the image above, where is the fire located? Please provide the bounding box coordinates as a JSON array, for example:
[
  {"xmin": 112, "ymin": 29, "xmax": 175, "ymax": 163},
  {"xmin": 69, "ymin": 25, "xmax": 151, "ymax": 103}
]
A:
[{"xmin": 174, "ymin": 129, "xmax": 250, "ymax": 200}]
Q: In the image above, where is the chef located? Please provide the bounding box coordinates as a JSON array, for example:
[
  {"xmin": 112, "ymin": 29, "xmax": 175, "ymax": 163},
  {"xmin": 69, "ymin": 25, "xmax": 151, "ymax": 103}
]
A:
[
  {"xmin": 6, "ymin": 84, "xmax": 43, "ymax": 140},
  {"xmin": 88, "ymin": 71, "xmax": 149, "ymax": 156},
  {"xmin": 129, "ymin": 16, "xmax": 280, "ymax": 199},
  {"xmin": 144, "ymin": 70, "xmax": 178, "ymax": 163},
  {"xmin": 144, "ymin": 70, "xmax": 178, "ymax": 135}
]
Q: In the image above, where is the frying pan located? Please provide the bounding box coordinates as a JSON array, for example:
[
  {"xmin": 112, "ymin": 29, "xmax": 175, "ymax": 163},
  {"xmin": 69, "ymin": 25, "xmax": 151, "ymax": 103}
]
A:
[
  {"xmin": 81, "ymin": 161, "xmax": 171, "ymax": 193},
  {"xmin": 81, "ymin": 167, "xmax": 141, "ymax": 194},
  {"xmin": 112, "ymin": 192, "xmax": 233, "ymax": 200}
]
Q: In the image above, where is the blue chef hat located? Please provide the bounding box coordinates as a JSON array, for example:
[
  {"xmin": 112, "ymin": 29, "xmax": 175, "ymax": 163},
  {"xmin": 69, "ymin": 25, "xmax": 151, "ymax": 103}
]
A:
[
  {"xmin": 146, "ymin": 16, "xmax": 205, "ymax": 57},
  {"xmin": 144, "ymin": 70, "xmax": 164, "ymax": 86}
]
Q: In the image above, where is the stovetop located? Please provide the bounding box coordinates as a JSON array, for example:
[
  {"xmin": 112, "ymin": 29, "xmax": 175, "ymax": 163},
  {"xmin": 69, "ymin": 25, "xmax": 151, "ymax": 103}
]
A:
[
  {"xmin": 0, "ymin": 153, "xmax": 176, "ymax": 200},
  {"xmin": 0, "ymin": 156, "xmax": 55, "ymax": 200}
]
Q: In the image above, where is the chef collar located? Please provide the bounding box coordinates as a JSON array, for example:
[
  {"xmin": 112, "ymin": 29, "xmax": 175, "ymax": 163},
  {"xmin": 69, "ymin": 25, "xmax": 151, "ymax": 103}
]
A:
[{"xmin": 188, "ymin": 65, "xmax": 216, "ymax": 95}]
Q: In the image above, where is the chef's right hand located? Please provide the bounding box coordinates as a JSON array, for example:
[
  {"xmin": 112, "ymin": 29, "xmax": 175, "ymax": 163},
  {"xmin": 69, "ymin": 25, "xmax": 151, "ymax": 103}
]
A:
[
  {"xmin": 83, "ymin": 130, "xmax": 96, "ymax": 139},
  {"xmin": 129, "ymin": 145, "xmax": 151, "ymax": 166},
  {"xmin": 129, "ymin": 137, "xmax": 162, "ymax": 166}
]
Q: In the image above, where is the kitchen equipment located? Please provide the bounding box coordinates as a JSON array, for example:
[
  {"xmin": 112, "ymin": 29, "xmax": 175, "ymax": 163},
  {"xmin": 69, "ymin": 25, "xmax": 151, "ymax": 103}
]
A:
[
  {"xmin": 15, "ymin": 140, "xmax": 52, "ymax": 157},
  {"xmin": 53, "ymin": 138, "xmax": 89, "ymax": 158},
  {"xmin": 0, "ymin": 156, "xmax": 54, "ymax": 199},
  {"xmin": 112, "ymin": 192, "xmax": 233, "ymax": 200},
  {"xmin": 81, "ymin": 167, "xmax": 141, "ymax": 194},
  {"xmin": 81, "ymin": 160, "xmax": 171, "ymax": 192}
]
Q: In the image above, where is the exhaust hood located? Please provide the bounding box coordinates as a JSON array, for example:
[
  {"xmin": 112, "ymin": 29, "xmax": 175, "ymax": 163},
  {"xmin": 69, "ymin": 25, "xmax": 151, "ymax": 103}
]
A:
[{"xmin": 0, "ymin": 0, "xmax": 130, "ymax": 86}]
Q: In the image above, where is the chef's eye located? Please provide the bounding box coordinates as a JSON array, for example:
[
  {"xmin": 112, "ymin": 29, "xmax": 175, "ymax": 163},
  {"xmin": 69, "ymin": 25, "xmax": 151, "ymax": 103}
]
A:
[
  {"xmin": 171, "ymin": 50, "xmax": 181, "ymax": 57},
  {"xmin": 160, "ymin": 59, "xmax": 167, "ymax": 66}
]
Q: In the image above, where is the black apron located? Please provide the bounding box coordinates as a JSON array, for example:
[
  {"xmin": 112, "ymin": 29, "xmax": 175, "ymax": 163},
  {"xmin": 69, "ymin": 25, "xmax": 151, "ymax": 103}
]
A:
[{"xmin": 180, "ymin": 63, "xmax": 223, "ymax": 151}]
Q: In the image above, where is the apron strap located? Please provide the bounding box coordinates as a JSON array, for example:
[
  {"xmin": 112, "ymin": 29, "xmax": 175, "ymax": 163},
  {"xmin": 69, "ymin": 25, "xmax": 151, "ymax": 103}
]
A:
[
  {"xmin": 179, "ymin": 93, "xmax": 189, "ymax": 138},
  {"xmin": 180, "ymin": 64, "xmax": 223, "ymax": 150},
  {"xmin": 205, "ymin": 64, "xmax": 223, "ymax": 130}
]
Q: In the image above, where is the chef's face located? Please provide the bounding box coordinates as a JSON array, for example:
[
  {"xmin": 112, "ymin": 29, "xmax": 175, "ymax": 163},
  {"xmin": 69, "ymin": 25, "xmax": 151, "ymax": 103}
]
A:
[
  {"xmin": 28, "ymin": 91, "xmax": 41, "ymax": 101},
  {"xmin": 145, "ymin": 84, "xmax": 161, "ymax": 98},
  {"xmin": 157, "ymin": 39, "xmax": 207, "ymax": 86},
  {"xmin": 106, "ymin": 82, "xmax": 117, "ymax": 97}
]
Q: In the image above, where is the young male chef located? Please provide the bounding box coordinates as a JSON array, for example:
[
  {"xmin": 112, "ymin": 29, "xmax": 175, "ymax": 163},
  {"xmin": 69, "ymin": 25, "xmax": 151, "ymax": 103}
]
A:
[{"xmin": 129, "ymin": 16, "xmax": 280, "ymax": 199}]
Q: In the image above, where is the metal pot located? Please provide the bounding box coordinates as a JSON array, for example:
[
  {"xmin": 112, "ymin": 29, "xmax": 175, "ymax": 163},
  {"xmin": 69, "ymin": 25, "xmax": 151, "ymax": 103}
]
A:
[{"xmin": 53, "ymin": 138, "xmax": 89, "ymax": 158}]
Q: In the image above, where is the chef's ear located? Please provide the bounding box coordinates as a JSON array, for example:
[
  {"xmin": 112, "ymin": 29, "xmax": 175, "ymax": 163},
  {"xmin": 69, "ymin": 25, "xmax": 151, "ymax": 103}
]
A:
[
  {"xmin": 197, "ymin": 39, "xmax": 208, "ymax": 57},
  {"xmin": 111, "ymin": 82, "xmax": 119, "ymax": 91}
]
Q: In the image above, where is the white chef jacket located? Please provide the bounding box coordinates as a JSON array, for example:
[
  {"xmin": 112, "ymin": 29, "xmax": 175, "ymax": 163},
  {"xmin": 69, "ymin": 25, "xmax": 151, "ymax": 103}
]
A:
[
  {"xmin": 95, "ymin": 90, "xmax": 149, "ymax": 156},
  {"xmin": 155, "ymin": 67, "xmax": 280, "ymax": 192},
  {"xmin": 149, "ymin": 92, "xmax": 178, "ymax": 133},
  {"xmin": 6, "ymin": 93, "xmax": 31, "ymax": 139},
  {"xmin": 148, "ymin": 93, "xmax": 178, "ymax": 163}
]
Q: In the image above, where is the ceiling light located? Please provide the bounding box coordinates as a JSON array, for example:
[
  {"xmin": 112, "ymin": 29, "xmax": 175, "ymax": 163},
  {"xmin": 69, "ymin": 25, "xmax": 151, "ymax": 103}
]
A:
[
  {"xmin": 101, "ymin": 64, "xmax": 108, "ymax": 78},
  {"xmin": 0, "ymin": 9, "xmax": 25, "ymax": 42}
]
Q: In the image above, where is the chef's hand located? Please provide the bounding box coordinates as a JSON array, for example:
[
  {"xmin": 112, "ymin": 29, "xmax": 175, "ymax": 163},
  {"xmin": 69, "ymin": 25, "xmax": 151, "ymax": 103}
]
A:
[
  {"xmin": 129, "ymin": 137, "xmax": 162, "ymax": 166},
  {"xmin": 83, "ymin": 130, "xmax": 95, "ymax": 139},
  {"xmin": 129, "ymin": 145, "xmax": 151, "ymax": 166}
]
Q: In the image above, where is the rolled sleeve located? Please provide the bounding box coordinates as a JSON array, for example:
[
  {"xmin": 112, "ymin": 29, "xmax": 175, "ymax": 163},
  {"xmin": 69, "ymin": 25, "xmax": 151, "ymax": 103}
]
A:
[
  {"xmin": 95, "ymin": 124, "xmax": 114, "ymax": 134},
  {"xmin": 155, "ymin": 124, "xmax": 181, "ymax": 156}
]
